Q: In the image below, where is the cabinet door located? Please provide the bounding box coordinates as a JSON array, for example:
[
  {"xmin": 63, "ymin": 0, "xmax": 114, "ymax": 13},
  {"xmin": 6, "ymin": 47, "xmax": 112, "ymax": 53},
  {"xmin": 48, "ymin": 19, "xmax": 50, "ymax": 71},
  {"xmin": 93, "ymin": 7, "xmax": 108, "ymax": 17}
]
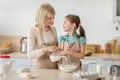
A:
[
  {"xmin": 101, "ymin": 60, "xmax": 120, "ymax": 71},
  {"xmin": 101, "ymin": 60, "xmax": 113, "ymax": 71},
  {"xmin": 11, "ymin": 58, "xmax": 32, "ymax": 69},
  {"xmin": 112, "ymin": 60, "xmax": 120, "ymax": 65},
  {"xmin": 82, "ymin": 59, "xmax": 120, "ymax": 71},
  {"xmin": 81, "ymin": 59, "xmax": 96, "ymax": 70}
]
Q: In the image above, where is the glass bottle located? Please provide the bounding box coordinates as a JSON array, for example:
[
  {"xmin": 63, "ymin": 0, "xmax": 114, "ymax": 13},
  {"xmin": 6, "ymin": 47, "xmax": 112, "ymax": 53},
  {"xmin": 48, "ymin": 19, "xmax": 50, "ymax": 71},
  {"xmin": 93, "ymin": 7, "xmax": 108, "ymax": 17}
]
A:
[
  {"xmin": 112, "ymin": 21, "xmax": 120, "ymax": 54},
  {"xmin": 115, "ymin": 38, "xmax": 120, "ymax": 54},
  {"xmin": 96, "ymin": 58, "xmax": 103, "ymax": 76},
  {"xmin": 0, "ymin": 55, "xmax": 12, "ymax": 78}
]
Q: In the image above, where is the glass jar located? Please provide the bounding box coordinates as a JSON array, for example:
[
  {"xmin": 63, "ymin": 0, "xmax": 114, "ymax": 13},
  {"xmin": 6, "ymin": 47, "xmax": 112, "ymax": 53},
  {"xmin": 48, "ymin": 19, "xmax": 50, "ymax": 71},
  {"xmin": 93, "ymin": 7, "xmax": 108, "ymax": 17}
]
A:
[
  {"xmin": 115, "ymin": 42, "xmax": 120, "ymax": 54},
  {"xmin": 105, "ymin": 40, "xmax": 112, "ymax": 54},
  {"xmin": 112, "ymin": 38, "xmax": 117, "ymax": 54},
  {"xmin": 0, "ymin": 55, "xmax": 12, "ymax": 78},
  {"xmin": 114, "ymin": 36, "xmax": 120, "ymax": 54}
]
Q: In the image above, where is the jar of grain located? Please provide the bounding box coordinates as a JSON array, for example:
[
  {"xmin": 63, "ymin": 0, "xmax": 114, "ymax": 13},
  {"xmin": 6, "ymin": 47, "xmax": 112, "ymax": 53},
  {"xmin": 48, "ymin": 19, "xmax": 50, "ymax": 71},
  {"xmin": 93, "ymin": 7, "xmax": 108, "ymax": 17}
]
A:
[
  {"xmin": 105, "ymin": 40, "xmax": 112, "ymax": 54},
  {"xmin": 112, "ymin": 39, "xmax": 117, "ymax": 54}
]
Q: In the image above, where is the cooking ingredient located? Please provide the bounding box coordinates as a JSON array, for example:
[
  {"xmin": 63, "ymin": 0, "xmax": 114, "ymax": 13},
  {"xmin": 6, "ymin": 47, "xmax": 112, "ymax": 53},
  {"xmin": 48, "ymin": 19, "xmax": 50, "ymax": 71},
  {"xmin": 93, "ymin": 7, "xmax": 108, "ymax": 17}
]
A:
[
  {"xmin": 20, "ymin": 72, "xmax": 35, "ymax": 79},
  {"xmin": 105, "ymin": 42, "xmax": 112, "ymax": 53},
  {"xmin": 112, "ymin": 39, "xmax": 117, "ymax": 53},
  {"xmin": 58, "ymin": 64, "xmax": 77, "ymax": 73},
  {"xmin": 0, "ymin": 55, "xmax": 12, "ymax": 75},
  {"xmin": 0, "ymin": 42, "xmax": 12, "ymax": 48},
  {"xmin": 115, "ymin": 43, "xmax": 120, "ymax": 54},
  {"xmin": 0, "ymin": 62, "xmax": 12, "ymax": 74},
  {"xmin": 18, "ymin": 67, "xmax": 31, "ymax": 73},
  {"xmin": 85, "ymin": 50, "xmax": 92, "ymax": 56},
  {"xmin": 73, "ymin": 70, "xmax": 99, "ymax": 79}
]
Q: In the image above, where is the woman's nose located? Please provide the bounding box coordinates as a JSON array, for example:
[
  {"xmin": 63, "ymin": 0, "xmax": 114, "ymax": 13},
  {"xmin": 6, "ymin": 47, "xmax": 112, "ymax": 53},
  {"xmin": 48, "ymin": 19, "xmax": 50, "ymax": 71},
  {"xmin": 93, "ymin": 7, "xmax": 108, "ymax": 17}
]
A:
[{"xmin": 51, "ymin": 18, "xmax": 54, "ymax": 22}]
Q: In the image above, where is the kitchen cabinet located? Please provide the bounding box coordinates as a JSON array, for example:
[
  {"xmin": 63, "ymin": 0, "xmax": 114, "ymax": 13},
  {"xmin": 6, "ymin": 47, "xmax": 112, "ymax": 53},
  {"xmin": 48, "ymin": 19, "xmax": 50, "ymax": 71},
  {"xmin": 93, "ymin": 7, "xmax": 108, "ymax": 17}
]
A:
[
  {"xmin": 7, "ymin": 52, "xmax": 120, "ymax": 72},
  {"xmin": 11, "ymin": 57, "xmax": 32, "ymax": 69}
]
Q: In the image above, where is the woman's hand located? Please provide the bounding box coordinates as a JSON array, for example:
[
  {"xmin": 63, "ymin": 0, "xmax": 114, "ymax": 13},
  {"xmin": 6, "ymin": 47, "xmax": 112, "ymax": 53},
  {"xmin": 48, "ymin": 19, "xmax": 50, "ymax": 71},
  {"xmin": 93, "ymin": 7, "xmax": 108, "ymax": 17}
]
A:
[{"xmin": 45, "ymin": 46, "xmax": 58, "ymax": 53}]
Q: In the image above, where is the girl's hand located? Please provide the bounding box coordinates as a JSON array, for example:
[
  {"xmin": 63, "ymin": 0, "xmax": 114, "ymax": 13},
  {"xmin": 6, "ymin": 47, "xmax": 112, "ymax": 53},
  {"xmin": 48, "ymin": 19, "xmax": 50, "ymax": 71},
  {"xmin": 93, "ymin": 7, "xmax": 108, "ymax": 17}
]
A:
[
  {"xmin": 61, "ymin": 48, "xmax": 72, "ymax": 55},
  {"xmin": 64, "ymin": 46, "xmax": 71, "ymax": 52}
]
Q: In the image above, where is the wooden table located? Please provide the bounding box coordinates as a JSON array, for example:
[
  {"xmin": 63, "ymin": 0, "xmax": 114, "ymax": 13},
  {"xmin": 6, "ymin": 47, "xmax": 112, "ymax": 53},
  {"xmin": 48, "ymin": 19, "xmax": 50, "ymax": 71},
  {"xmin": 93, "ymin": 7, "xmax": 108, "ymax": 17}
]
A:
[{"xmin": 0, "ymin": 68, "xmax": 74, "ymax": 80}]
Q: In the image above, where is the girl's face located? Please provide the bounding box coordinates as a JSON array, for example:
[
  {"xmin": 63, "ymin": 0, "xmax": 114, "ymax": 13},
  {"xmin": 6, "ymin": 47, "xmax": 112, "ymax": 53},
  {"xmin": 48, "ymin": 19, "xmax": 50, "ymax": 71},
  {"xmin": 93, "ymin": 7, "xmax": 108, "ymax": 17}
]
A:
[
  {"xmin": 45, "ymin": 13, "xmax": 55, "ymax": 27},
  {"xmin": 63, "ymin": 17, "xmax": 73, "ymax": 32}
]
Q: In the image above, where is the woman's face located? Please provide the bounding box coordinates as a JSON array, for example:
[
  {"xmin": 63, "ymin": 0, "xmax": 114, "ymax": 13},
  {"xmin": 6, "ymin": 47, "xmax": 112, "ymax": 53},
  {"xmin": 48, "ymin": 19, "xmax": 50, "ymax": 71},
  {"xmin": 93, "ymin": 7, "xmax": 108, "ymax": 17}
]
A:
[
  {"xmin": 45, "ymin": 13, "xmax": 55, "ymax": 27},
  {"xmin": 63, "ymin": 17, "xmax": 73, "ymax": 32}
]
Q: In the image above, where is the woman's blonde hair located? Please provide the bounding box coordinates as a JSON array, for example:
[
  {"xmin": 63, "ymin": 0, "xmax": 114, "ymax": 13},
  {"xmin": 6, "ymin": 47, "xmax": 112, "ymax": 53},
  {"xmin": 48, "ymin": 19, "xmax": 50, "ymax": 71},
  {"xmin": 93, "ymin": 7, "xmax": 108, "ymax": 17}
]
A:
[{"xmin": 35, "ymin": 3, "xmax": 55, "ymax": 28}]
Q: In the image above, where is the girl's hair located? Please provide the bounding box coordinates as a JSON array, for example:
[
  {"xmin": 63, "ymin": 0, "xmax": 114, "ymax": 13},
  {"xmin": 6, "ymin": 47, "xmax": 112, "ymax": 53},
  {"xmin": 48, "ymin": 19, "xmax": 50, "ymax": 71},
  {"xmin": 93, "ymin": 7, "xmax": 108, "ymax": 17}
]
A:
[
  {"xmin": 65, "ymin": 14, "xmax": 86, "ymax": 38},
  {"xmin": 35, "ymin": 3, "xmax": 55, "ymax": 28}
]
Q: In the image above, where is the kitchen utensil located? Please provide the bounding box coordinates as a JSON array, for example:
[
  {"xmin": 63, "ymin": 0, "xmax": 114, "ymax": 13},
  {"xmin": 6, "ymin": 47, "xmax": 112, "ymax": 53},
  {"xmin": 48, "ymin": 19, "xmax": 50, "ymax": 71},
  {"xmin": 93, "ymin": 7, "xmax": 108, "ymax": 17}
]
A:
[
  {"xmin": 58, "ymin": 62, "xmax": 78, "ymax": 73},
  {"xmin": 66, "ymin": 43, "xmax": 74, "ymax": 64},
  {"xmin": 0, "ymin": 47, "xmax": 10, "ymax": 54},
  {"xmin": 20, "ymin": 37, "xmax": 27, "ymax": 53}
]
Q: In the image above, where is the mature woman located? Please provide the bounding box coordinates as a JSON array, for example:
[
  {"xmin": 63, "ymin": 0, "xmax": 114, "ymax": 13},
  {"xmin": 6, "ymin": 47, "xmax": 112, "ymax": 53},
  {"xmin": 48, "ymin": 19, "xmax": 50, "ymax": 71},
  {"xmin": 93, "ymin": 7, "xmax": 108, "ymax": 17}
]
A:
[{"xmin": 27, "ymin": 3, "xmax": 58, "ymax": 69}]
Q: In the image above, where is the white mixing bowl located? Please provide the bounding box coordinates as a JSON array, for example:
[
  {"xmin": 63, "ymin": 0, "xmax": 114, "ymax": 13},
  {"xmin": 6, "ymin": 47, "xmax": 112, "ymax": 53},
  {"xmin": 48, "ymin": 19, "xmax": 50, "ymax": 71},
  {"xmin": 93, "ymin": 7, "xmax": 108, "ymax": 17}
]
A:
[{"xmin": 58, "ymin": 63, "xmax": 78, "ymax": 73}]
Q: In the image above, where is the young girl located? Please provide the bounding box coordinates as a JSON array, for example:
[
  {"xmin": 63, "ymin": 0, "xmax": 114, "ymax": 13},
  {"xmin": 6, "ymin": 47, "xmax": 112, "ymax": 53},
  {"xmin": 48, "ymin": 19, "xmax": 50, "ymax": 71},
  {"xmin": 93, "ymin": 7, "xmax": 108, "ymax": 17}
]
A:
[
  {"xmin": 58, "ymin": 14, "xmax": 86, "ymax": 67},
  {"xmin": 27, "ymin": 3, "xmax": 58, "ymax": 69}
]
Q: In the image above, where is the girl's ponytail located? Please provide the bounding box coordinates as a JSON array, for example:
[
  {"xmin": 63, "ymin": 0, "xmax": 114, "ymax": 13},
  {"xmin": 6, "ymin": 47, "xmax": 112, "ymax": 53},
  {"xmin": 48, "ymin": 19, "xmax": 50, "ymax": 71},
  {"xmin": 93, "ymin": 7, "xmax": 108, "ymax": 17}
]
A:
[{"xmin": 79, "ymin": 25, "xmax": 86, "ymax": 38}]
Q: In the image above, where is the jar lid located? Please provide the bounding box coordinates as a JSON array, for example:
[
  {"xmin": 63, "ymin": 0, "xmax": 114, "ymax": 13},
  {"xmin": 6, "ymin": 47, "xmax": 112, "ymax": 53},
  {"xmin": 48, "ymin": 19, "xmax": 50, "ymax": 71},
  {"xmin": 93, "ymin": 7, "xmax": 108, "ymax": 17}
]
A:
[{"xmin": 0, "ymin": 55, "xmax": 10, "ymax": 58}]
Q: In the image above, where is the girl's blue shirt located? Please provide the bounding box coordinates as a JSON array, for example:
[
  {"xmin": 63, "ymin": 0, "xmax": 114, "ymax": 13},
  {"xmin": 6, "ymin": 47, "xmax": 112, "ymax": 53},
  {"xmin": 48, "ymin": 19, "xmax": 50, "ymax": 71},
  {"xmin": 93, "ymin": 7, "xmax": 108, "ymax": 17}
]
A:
[{"xmin": 58, "ymin": 33, "xmax": 86, "ymax": 44}]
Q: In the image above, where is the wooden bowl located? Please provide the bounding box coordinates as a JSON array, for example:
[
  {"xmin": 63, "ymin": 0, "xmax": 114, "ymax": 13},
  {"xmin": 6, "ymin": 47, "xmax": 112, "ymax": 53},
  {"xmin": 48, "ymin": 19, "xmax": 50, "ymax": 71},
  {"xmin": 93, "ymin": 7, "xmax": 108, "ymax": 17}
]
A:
[{"xmin": 0, "ymin": 47, "xmax": 11, "ymax": 54}]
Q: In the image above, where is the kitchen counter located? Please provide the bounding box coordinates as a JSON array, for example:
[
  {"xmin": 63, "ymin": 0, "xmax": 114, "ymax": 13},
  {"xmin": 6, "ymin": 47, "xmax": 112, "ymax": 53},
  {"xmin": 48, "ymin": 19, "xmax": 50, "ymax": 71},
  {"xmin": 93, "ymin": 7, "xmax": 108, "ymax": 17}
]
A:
[
  {"xmin": 84, "ymin": 53, "xmax": 120, "ymax": 60},
  {"xmin": 3, "ymin": 52, "xmax": 120, "ymax": 60},
  {"xmin": 1, "ymin": 68, "xmax": 118, "ymax": 80},
  {"xmin": 0, "ymin": 52, "xmax": 120, "ymax": 80},
  {"xmin": 2, "ymin": 52, "xmax": 27, "ymax": 58},
  {"xmin": 0, "ymin": 68, "xmax": 74, "ymax": 80}
]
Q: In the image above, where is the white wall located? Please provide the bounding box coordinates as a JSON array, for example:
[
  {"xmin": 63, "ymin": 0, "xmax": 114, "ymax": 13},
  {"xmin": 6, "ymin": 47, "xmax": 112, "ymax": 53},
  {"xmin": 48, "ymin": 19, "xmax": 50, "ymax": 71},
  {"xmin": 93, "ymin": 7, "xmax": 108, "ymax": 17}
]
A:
[{"xmin": 0, "ymin": 0, "xmax": 119, "ymax": 48}]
